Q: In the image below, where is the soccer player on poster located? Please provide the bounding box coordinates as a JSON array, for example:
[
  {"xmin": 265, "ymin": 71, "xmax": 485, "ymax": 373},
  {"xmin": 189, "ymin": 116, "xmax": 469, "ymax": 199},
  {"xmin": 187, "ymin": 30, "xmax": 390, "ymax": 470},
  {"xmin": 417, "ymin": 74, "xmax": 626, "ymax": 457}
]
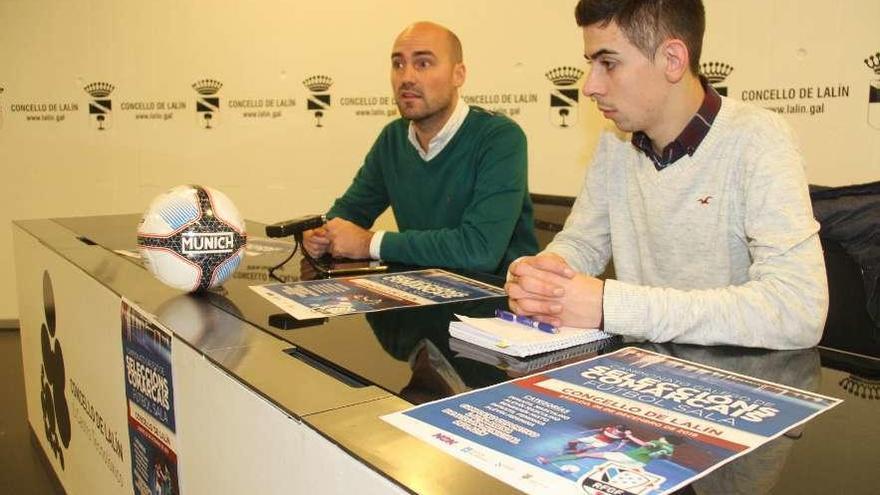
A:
[
  {"xmin": 537, "ymin": 424, "xmax": 642, "ymax": 465},
  {"xmin": 584, "ymin": 434, "xmax": 684, "ymax": 468}
]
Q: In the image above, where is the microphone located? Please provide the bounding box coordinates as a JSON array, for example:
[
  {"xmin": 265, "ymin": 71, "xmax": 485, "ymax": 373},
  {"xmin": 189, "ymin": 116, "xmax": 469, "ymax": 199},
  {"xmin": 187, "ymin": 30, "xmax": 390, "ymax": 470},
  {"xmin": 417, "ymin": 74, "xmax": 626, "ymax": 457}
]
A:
[
  {"xmin": 264, "ymin": 214, "xmax": 327, "ymax": 281},
  {"xmin": 265, "ymin": 214, "xmax": 326, "ymax": 238}
]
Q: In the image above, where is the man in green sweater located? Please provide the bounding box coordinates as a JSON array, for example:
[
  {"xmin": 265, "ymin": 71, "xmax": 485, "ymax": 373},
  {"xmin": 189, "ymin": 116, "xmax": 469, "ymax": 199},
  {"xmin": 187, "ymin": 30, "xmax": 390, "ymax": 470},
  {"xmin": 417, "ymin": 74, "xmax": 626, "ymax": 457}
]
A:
[{"xmin": 303, "ymin": 21, "xmax": 537, "ymax": 276}]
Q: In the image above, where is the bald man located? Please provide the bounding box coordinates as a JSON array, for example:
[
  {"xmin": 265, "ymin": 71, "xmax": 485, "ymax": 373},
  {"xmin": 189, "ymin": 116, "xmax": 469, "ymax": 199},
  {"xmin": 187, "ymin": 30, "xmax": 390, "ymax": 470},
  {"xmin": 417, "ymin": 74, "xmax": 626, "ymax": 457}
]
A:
[{"xmin": 303, "ymin": 21, "xmax": 537, "ymax": 275}]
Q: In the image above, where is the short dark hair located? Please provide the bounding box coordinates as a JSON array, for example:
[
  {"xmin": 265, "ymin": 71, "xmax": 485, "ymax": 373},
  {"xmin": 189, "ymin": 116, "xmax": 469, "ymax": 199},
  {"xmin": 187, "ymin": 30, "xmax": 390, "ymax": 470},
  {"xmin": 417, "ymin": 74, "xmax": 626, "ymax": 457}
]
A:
[{"xmin": 574, "ymin": 0, "xmax": 705, "ymax": 74}]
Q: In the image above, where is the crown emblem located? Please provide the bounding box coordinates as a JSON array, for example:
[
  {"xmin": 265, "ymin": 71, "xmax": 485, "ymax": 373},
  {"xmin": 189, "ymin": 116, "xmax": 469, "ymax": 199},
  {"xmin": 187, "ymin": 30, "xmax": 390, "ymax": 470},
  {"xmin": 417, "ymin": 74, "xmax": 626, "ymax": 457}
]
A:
[
  {"xmin": 700, "ymin": 62, "xmax": 734, "ymax": 84},
  {"xmin": 865, "ymin": 52, "xmax": 880, "ymax": 75},
  {"xmin": 83, "ymin": 82, "xmax": 115, "ymax": 98},
  {"xmin": 303, "ymin": 75, "xmax": 333, "ymax": 92},
  {"xmin": 545, "ymin": 66, "xmax": 584, "ymax": 87},
  {"xmin": 192, "ymin": 79, "xmax": 223, "ymax": 95}
]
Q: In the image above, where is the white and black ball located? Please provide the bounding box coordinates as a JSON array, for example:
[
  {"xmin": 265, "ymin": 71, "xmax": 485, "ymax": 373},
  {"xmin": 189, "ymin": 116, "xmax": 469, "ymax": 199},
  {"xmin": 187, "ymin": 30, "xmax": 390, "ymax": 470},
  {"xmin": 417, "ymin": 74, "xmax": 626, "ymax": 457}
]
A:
[{"xmin": 137, "ymin": 185, "xmax": 247, "ymax": 292}]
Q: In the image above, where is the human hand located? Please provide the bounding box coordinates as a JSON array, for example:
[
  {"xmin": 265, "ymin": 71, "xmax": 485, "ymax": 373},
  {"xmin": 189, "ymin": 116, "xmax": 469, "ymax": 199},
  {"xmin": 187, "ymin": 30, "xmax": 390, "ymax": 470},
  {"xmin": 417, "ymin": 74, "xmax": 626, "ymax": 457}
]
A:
[
  {"xmin": 324, "ymin": 218, "xmax": 374, "ymax": 259},
  {"xmin": 506, "ymin": 254, "xmax": 571, "ymax": 325},
  {"xmin": 506, "ymin": 254, "xmax": 603, "ymax": 328},
  {"xmin": 504, "ymin": 253, "xmax": 574, "ymax": 308},
  {"xmin": 554, "ymin": 274, "xmax": 604, "ymax": 329},
  {"xmin": 507, "ymin": 254, "xmax": 575, "ymax": 294},
  {"xmin": 302, "ymin": 226, "xmax": 330, "ymax": 258}
]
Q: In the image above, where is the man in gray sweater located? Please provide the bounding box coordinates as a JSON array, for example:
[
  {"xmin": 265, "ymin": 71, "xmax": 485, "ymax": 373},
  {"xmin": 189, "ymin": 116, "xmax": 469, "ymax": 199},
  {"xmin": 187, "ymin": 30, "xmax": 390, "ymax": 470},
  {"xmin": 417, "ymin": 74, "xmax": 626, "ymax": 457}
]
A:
[{"xmin": 507, "ymin": 0, "xmax": 828, "ymax": 349}]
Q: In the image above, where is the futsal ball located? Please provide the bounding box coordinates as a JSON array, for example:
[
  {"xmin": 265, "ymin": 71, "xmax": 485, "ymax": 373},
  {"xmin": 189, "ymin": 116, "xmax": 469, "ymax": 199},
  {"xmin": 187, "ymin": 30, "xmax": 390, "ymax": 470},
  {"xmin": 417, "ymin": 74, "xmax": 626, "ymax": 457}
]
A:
[{"xmin": 137, "ymin": 185, "xmax": 247, "ymax": 292}]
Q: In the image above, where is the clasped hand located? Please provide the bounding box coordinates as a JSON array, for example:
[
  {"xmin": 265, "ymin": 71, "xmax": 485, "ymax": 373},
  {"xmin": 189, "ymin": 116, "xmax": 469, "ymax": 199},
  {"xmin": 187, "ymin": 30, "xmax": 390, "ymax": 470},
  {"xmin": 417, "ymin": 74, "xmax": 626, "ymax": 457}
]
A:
[
  {"xmin": 505, "ymin": 254, "xmax": 604, "ymax": 329},
  {"xmin": 302, "ymin": 218, "xmax": 373, "ymax": 259}
]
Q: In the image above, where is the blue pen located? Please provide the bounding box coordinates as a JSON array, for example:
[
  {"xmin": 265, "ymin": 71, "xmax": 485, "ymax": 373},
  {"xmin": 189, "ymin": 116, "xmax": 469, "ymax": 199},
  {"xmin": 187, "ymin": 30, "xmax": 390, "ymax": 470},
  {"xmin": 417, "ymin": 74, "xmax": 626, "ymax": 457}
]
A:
[{"xmin": 495, "ymin": 309, "xmax": 559, "ymax": 334}]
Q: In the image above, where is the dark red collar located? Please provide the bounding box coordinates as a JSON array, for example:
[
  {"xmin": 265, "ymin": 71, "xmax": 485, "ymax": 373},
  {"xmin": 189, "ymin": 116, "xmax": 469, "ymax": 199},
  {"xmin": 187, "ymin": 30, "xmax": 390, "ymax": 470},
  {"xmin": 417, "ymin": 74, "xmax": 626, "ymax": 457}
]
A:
[{"xmin": 631, "ymin": 77, "xmax": 721, "ymax": 171}]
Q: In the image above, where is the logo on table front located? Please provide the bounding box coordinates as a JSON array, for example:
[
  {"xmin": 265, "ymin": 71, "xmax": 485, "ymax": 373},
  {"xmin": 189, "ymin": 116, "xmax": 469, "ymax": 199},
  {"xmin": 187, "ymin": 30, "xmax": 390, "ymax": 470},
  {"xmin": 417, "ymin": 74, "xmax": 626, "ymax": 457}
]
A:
[
  {"xmin": 192, "ymin": 78, "xmax": 223, "ymax": 129},
  {"xmin": 700, "ymin": 61, "xmax": 734, "ymax": 97},
  {"xmin": 865, "ymin": 51, "xmax": 880, "ymax": 129},
  {"xmin": 84, "ymin": 82, "xmax": 114, "ymax": 130},
  {"xmin": 303, "ymin": 75, "xmax": 333, "ymax": 127},
  {"xmin": 546, "ymin": 66, "xmax": 583, "ymax": 128},
  {"xmin": 39, "ymin": 271, "xmax": 72, "ymax": 469}
]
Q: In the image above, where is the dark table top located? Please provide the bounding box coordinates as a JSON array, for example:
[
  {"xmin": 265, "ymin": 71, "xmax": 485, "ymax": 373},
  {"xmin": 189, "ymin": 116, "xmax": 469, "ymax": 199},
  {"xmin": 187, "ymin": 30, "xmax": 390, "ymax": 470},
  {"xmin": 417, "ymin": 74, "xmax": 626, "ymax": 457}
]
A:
[{"xmin": 43, "ymin": 214, "xmax": 880, "ymax": 494}]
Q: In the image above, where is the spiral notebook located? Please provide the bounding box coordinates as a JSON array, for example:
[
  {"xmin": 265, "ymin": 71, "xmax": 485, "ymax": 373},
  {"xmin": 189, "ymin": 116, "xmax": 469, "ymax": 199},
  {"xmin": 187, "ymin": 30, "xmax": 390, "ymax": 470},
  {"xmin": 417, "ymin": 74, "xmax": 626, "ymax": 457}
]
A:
[
  {"xmin": 449, "ymin": 314, "xmax": 613, "ymax": 358},
  {"xmin": 449, "ymin": 336, "xmax": 619, "ymax": 374}
]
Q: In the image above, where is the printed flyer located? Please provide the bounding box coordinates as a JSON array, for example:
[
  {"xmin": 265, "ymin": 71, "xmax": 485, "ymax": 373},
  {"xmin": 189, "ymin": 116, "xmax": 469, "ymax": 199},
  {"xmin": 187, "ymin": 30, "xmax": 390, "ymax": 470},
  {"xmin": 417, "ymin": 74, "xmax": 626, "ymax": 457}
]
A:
[
  {"xmin": 251, "ymin": 268, "xmax": 505, "ymax": 319},
  {"xmin": 121, "ymin": 299, "xmax": 180, "ymax": 495},
  {"xmin": 384, "ymin": 347, "xmax": 841, "ymax": 495}
]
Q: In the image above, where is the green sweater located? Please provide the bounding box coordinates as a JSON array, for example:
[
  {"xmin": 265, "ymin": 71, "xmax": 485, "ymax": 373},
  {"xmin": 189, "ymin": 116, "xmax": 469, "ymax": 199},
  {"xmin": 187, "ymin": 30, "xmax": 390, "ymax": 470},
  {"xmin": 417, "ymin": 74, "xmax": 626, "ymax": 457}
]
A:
[{"xmin": 327, "ymin": 107, "xmax": 537, "ymax": 275}]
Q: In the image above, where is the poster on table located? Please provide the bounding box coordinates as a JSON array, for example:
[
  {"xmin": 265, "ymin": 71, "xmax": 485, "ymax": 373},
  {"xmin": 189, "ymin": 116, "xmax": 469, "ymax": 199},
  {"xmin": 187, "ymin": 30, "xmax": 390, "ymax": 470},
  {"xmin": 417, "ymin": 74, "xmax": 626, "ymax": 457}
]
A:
[
  {"xmin": 251, "ymin": 268, "xmax": 505, "ymax": 319},
  {"xmin": 384, "ymin": 347, "xmax": 841, "ymax": 495},
  {"xmin": 122, "ymin": 299, "xmax": 180, "ymax": 495}
]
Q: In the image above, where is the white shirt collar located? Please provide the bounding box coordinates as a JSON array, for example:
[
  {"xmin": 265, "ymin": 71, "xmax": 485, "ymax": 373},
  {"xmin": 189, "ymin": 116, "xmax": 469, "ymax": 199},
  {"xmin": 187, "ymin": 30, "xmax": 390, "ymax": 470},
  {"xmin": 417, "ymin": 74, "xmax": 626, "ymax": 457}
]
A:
[{"xmin": 407, "ymin": 97, "xmax": 470, "ymax": 161}]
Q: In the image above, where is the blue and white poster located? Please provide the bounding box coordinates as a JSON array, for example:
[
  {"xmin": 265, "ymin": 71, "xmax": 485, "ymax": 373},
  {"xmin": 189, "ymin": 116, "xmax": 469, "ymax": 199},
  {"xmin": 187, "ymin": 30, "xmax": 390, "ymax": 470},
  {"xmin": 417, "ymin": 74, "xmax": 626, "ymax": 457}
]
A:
[
  {"xmin": 384, "ymin": 347, "xmax": 841, "ymax": 495},
  {"xmin": 122, "ymin": 299, "xmax": 180, "ymax": 495},
  {"xmin": 251, "ymin": 268, "xmax": 505, "ymax": 319}
]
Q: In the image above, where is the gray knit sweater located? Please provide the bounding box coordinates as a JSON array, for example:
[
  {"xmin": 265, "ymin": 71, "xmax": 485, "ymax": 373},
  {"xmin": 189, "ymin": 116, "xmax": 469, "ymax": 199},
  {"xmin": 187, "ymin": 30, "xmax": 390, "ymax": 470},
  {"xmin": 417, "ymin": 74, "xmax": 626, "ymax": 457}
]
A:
[{"xmin": 546, "ymin": 97, "xmax": 828, "ymax": 349}]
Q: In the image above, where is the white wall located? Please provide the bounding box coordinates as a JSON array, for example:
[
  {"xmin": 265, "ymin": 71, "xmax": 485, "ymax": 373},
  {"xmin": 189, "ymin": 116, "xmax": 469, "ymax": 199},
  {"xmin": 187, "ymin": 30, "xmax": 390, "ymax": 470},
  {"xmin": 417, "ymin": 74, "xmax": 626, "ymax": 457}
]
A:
[{"xmin": 2, "ymin": 0, "xmax": 878, "ymax": 320}]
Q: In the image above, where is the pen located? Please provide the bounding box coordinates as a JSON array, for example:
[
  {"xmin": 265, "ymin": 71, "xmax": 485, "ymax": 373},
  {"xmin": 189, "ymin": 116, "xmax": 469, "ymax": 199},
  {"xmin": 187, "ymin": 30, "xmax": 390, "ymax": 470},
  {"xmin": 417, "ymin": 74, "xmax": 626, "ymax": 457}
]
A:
[{"xmin": 495, "ymin": 309, "xmax": 559, "ymax": 334}]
